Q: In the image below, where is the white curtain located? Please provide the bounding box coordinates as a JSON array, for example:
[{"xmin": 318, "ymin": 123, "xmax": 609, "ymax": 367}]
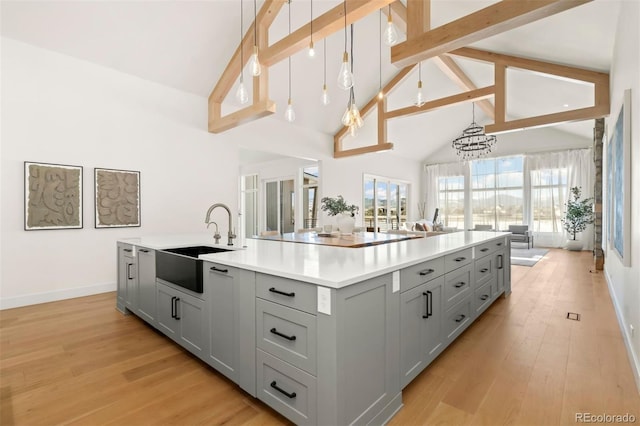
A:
[
  {"xmin": 424, "ymin": 162, "xmax": 466, "ymax": 221},
  {"xmin": 525, "ymin": 148, "xmax": 594, "ymax": 249}
]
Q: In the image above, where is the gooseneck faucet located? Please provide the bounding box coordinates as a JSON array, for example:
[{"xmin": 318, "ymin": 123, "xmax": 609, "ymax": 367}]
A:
[{"xmin": 205, "ymin": 203, "xmax": 236, "ymax": 246}]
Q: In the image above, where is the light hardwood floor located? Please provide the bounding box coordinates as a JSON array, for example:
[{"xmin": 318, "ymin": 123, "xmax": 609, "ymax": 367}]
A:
[{"xmin": 1, "ymin": 249, "xmax": 638, "ymax": 425}]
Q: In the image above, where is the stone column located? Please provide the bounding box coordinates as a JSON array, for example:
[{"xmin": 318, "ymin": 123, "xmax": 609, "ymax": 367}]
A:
[{"xmin": 593, "ymin": 118, "xmax": 604, "ymax": 270}]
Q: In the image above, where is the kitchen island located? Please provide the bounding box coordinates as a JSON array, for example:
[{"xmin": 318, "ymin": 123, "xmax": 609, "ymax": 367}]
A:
[{"xmin": 117, "ymin": 231, "xmax": 511, "ymax": 425}]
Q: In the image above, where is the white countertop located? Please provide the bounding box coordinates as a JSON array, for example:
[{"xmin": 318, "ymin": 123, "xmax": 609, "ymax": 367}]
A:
[{"xmin": 120, "ymin": 231, "xmax": 510, "ymax": 289}]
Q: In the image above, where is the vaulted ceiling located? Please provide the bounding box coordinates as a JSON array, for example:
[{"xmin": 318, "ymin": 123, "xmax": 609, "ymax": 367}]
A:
[{"xmin": 1, "ymin": 1, "xmax": 621, "ymax": 161}]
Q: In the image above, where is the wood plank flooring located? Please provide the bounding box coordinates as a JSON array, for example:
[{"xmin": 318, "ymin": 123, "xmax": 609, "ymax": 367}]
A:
[{"xmin": 1, "ymin": 249, "xmax": 638, "ymax": 425}]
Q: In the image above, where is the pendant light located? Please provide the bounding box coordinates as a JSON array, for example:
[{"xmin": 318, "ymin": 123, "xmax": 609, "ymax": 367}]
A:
[
  {"xmin": 452, "ymin": 103, "xmax": 497, "ymax": 161},
  {"xmin": 321, "ymin": 38, "xmax": 330, "ymax": 106},
  {"xmin": 248, "ymin": 0, "xmax": 261, "ymax": 76},
  {"xmin": 284, "ymin": 0, "xmax": 295, "ymax": 122},
  {"xmin": 308, "ymin": 0, "xmax": 315, "ymax": 57},
  {"xmin": 414, "ymin": 62, "xmax": 425, "ymax": 107},
  {"xmin": 336, "ymin": 0, "xmax": 354, "ymax": 90},
  {"xmin": 383, "ymin": 5, "xmax": 399, "ymax": 46},
  {"xmin": 341, "ymin": 24, "xmax": 363, "ymax": 136},
  {"xmin": 377, "ymin": 9, "xmax": 383, "ymax": 100},
  {"xmin": 236, "ymin": 0, "xmax": 249, "ymax": 105}
]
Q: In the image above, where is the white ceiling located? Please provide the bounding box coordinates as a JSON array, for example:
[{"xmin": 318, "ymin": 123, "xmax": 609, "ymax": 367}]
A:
[{"xmin": 1, "ymin": 0, "xmax": 621, "ymax": 161}]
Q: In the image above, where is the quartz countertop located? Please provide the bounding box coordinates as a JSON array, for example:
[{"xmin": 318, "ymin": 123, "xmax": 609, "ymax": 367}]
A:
[{"xmin": 119, "ymin": 231, "xmax": 510, "ymax": 289}]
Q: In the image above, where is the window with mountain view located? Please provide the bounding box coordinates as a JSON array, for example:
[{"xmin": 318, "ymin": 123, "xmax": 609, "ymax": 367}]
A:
[
  {"xmin": 438, "ymin": 175, "xmax": 464, "ymax": 228},
  {"xmin": 364, "ymin": 175, "xmax": 409, "ymax": 232}
]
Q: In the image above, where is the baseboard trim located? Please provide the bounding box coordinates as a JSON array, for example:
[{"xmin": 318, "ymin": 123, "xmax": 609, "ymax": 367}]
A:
[
  {"xmin": 604, "ymin": 268, "xmax": 640, "ymax": 394},
  {"xmin": 0, "ymin": 282, "xmax": 116, "ymax": 310}
]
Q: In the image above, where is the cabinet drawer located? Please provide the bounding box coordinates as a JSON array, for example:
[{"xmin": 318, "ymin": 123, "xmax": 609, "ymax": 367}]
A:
[
  {"xmin": 444, "ymin": 297, "xmax": 472, "ymax": 341},
  {"xmin": 444, "ymin": 264, "xmax": 472, "ymax": 310},
  {"xmin": 475, "ymin": 238, "xmax": 507, "ymax": 258},
  {"xmin": 444, "ymin": 248, "xmax": 472, "ymax": 273},
  {"xmin": 474, "ymin": 280, "xmax": 493, "ymax": 316},
  {"xmin": 257, "ymin": 349, "xmax": 317, "ymax": 425},
  {"xmin": 475, "ymin": 256, "xmax": 494, "ymax": 287},
  {"xmin": 256, "ymin": 299, "xmax": 317, "ymax": 375},
  {"xmin": 400, "ymin": 257, "xmax": 445, "ymax": 292},
  {"xmin": 257, "ymin": 274, "xmax": 317, "ymax": 314}
]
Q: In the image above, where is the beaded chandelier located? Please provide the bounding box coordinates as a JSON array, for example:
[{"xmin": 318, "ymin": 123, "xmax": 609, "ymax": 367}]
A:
[{"xmin": 452, "ymin": 104, "xmax": 497, "ymax": 161}]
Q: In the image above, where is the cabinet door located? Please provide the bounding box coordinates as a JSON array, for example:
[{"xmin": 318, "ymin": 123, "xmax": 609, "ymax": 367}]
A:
[
  {"xmin": 116, "ymin": 246, "xmax": 129, "ymax": 312},
  {"xmin": 156, "ymin": 284, "xmax": 179, "ymax": 339},
  {"xmin": 124, "ymin": 254, "xmax": 137, "ymax": 312},
  {"xmin": 136, "ymin": 249, "xmax": 156, "ymax": 324},
  {"xmin": 176, "ymin": 292, "xmax": 207, "ymax": 358},
  {"xmin": 495, "ymin": 249, "xmax": 507, "ymax": 295},
  {"xmin": 423, "ymin": 278, "xmax": 443, "ymax": 365},
  {"xmin": 205, "ymin": 264, "xmax": 237, "ymax": 380}
]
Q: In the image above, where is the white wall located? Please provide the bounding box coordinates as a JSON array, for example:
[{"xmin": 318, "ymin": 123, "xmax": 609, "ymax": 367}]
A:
[
  {"xmin": 0, "ymin": 38, "xmax": 240, "ymax": 307},
  {"xmin": 603, "ymin": 0, "xmax": 640, "ymax": 391},
  {"xmin": 425, "ymin": 125, "xmax": 591, "ymax": 165}
]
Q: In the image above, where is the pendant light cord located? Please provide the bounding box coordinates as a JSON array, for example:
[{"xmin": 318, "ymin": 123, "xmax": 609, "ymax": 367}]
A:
[
  {"xmin": 323, "ymin": 38, "xmax": 327, "ymax": 85},
  {"xmin": 310, "ymin": 0, "xmax": 313, "ymax": 46},
  {"xmin": 343, "ymin": 0, "xmax": 347, "ymax": 53},
  {"xmin": 378, "ymin": 10, "xmax": 382, "ymax": 93},
  {"xmin": 240, "ymin": 0, "xmax": 244, "ymax": 82},
  {"xmin": 288, "ymin": 0, "xmax": 291, "ymax": 99},
  {"xmin": 253, "ymin": 0, "xmax": 257, "ymax": 46},
  {"xmin": 350, "ymin": 23, "xmax": 355, "ymax": 106}
]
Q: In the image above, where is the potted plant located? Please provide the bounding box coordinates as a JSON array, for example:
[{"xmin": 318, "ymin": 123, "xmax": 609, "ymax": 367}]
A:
[
  {"xmin": 561, "ymin": 186, "xmax": 594, "ymax": 251},
  {"xmin": 321, "ymin": 195, "xmax": 359, "ymax": 234}
]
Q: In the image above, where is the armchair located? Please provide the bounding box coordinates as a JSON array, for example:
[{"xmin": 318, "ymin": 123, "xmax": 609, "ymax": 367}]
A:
[{"xmin": 508, "ymin": 225, "xmax": 533, "ymax": 249}]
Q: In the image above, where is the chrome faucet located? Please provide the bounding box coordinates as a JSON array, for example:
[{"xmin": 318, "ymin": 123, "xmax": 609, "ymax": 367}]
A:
[
  {"xmin": 205, "ymin": 203, "xmax": 236, "ymax": 246},
  {"xmin": 206, "ymin": 221, "xmax": 221, "ymax": 244}
]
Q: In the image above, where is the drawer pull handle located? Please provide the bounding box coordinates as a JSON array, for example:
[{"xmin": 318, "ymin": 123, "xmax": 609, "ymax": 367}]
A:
[
  {"xmin": 419, "ymin": 268, "xmax": 435, "ymax": 276},
  {"xmin": 480, "ymin": 294, "xmax": 489, "ymax": 301},
  {"xmin": 454, "ymin": 281, "xmax": 465, "ymax": 288},
  {"xmin": 269, "ymin": 287, "xmax": 295, "ymax": 297},
  {"xmin": 139, "ymin": 249, "xmax": 149, "ymax": 253},
  {"xmin": 422, "ymin": 291, "xmax": 432, "ymax": 319},
  {"xmin": 496, "ymin": 242, "xmax": 503, "ymax": 246},
  {"xmin": 123, "ymin": 248, "xmax": 133, "ymax": 252},
  {"xmin": 174, "ymin": 297, "xmax": 180, "ymax": 320},
  {"xmin": 210, "ymin": 266, "xmax": 229, "ymax": 273},
  {"xmin": 454, "ymin": 257, "xmax": 466, "ymax": 262},
  {"xmin": 480, "ymin": 248, "xmax": 489, "ymax": 252},
  {"xmin": 270, "ymin": 328, "xmax": 296, "ymax": 341},
  {"xmin": 270, "ymin": 381, "xmax": 297, "ymax": 399},
  {"xmin": 480, "ymin": 268, "xmax": 489, "ymax": 273},
  {"xmin": 455, "ymin": 314, "xmax": 466, "ymax": 323},
  {"xmin": 498, "ymin": 254, "xmax": 504, "ymax": 270},
  {"xmin": 171, "ymin": 296, "xmax": 175, "ymax": 318},
  {"xmin": 127, "ymin": 263, "xmax": 134, "ymax": 280}
]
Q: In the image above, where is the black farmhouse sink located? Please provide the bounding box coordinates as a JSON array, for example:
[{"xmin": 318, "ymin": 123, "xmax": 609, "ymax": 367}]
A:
[{"xmin": 156, "ymin": 246, "xmax": 232, "ymax": 293}]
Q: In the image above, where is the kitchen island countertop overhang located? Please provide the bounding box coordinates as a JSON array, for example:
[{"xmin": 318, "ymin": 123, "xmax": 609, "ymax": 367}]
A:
[{"xmin": 120, "ymin": 230, "xmax": 511, "ymax": 289}]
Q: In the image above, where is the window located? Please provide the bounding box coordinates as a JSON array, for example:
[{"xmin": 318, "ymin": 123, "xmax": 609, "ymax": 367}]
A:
[
  {"xmin": 531, "ymin": 168, "xmax": 567, "ymax": 232},
  {"xmin": 471, "ymin": 157, "xmax": 523, "ymax": 230},
  {"xmin": 302, "ymin": 166, "xmax": 319, "ymax": 229},
  {"xmin": 241, "ymin": 174, "xmax": 258, "ymax": 238},
  {"xmin": 438, "ymin": 176, "xmax": 464, "ymax": 228},
  {"xmin": 364, "ymin": 175, "xmax": 409, "ymax": 232}
]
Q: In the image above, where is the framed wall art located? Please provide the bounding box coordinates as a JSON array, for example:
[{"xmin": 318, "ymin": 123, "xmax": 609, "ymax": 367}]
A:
[
  {"xmin": 94, "ymin": 168, "xmax": 141, "ymax": 228},
  {"xmin": 24, "ymin": 161, "xmax": 83, "ymax": 230},
  {"xmin": 609, "ymin": 89, "xmax": 631, "ymax": 266}
]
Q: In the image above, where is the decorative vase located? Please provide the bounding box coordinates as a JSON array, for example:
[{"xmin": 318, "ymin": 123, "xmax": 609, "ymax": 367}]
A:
[
  {"xmin": 337, "ymin": 213, "xmax": 355, "ymax": 235},
  {"xmin": 565, "ymin": 239, "xmax": 583, "ymax": 251}
]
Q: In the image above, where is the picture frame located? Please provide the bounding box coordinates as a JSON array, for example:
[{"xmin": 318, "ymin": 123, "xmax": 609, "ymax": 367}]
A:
[
  {"xmin": 94, "ymin": 168, "xmax": 141, "ymax": 228},
  {"xmin": 24, "ymin": 161, "xmax": 83, "ymax": 230},
  {"xmin": 609, "ymin": 89, "xmax": 631, "ymax": 266}
]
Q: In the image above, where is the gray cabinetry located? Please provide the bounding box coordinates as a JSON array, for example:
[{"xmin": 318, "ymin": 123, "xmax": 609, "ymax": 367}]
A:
[
  {"xmin": 400, "ymin": 276, "xmax": 443, "ymax": 388},
  {"xmin": 204, "ymin": 262, "xmax": 256, "ymax": 396},
  {"xmin": 156, "ymin": 281, "xmax": 207, "ymax": 358},
  {"xmin": 117, "ymin": 243, "xmax": 136, "ymax": 313},
  {"xmin": 136, "ymin": 248, "xmax": 156, "ymax": 325}
]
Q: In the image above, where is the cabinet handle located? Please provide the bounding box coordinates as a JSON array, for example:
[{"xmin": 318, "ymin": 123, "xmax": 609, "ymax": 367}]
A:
[
  {"xmin": 454, "ymin": 281, "xmax": 465, "ymax": 288},
  {"xmin": 480, "ymin": 294, "xmax": 489, "ymax": 301},
  {"xmin": 480, "ymin": 248, "xmax": 489, "ymax": 252},
  {"xmin": 422, "ymin": 292, "xmax": 430, "ymax": 318},
  {"xmin": 419, "ymin": 268, "xmax": 435, "ymax": 276},
  {"xmin": 171, "ymin": 296, "xmax": 176, "ymax": 319},
  {"xmin": 123, "ymin": 248, "xmax": 132, "ymax": 252},
  {"xmin": 270, "ymin": 328, "xmax": 296, "ymax": 341},
  {"xmin": 210, "ymin": 266, "xmax": 229, "ymax": 273},
  {"xmin": 139, "ymin": 249, "xmax": 149, "ymax": 253},
  {"xmin": 480, "ymin": 268, "xmax": 489, "ymax": 273},
  {"xmin": 269, "ymin": 287, "xmax": 295, "ymax": 297},
  {"xmin": 455, "ymin": 314, "xmax": 466, "ymax": 323},
  {"xmin": 498, "ymin": 254, "xmax": 503, "ymax": 270},
  {"xmin": 454, "ymin": 257, "xmax": 466, "ymax": 262},
  {"xmin": 127, "ymin": 263, "xmax": 134, "ymax": 280},
  {"xmin": 174, "ymin": 297, "xmax": 180, "ymax": 320},
  {"xmin": 270, "ymin": 381, "xmax": 296, "ymax": 399},
  {"xmin": 496, "ymin": 242, "xmax": 503, "ymax": 246}
]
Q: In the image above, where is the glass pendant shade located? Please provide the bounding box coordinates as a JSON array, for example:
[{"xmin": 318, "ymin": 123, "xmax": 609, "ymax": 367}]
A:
[
  {"xmin": 378, "ymin": 90, "xmax": 384, "ymax": 100},
  {"xmin": 337, "ymin": 52, "xmax": 354, "ymax": 90},
  {"xmin": 236, "ymin": 80, "xmax": 249, "ymax": 104},
  {"xmin": 321, "ymin": 84, "xmax": 330, "ymax": 106},
  {"xmin": 285, "ymin": 99, "xmax": 295, "ymax": 122},
  {"xmin": 414, "ymin": 81, "xmax": 425, "ymax": 107},
  {"xmin": 341, "ymin": 105, "xmax": 352, "ymax": 126},
  {"xmin": 384, "ymin": 15, "xmax": 399, "ymax": 46},
  {"xmin": 249, "ymin": 46, "xmax": 261, "ymax": 76},
  {"xmin": 308, "ymin": 41, "xmax": 315, "ymax": 57}
]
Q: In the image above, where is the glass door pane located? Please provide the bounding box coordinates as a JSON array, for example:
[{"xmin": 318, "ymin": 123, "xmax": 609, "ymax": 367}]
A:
[
  {"xmin": 364, "ymin": 178, "xmax": 375, "ymax": 231},
  {"xmin": 376, "ymin": 180, "xmax": 389, "ymax": 231},
  {"xmin": 281, "ymin": 179, "xmax": 295, "ymax": 234},
  {"xmin": 265, "ymin": 181, "xmax": 278, "ymax": 232}
]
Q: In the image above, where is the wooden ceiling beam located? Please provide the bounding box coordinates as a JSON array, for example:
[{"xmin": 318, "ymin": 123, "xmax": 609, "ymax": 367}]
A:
[
  {"xmin": 391, "ymin": 0, "xmax": 592, "ymax": 67},
  {"xmin": 485, "ymin": 104, "xmax": 608, "ymax": 134},
  {"xmin": 262, "ymin": 0, "xmax": 395, "ymax": 67},
  {"xmin": 406, "ymin": 0, "xmax": 430, "ymax": 39},
  {"xmin": 208, "ymin": 100, "xmax": 276, "ymax": 134},
  {"xmin": 334, "ymin": 143, "xmax": 395, "ymax": 159}
]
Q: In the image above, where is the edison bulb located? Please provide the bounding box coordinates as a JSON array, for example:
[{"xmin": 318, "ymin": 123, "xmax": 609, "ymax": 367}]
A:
[
  {"xmin": 249, "ymin": 46, "xmax": 261, "ymax": 76},
  {"xmin": 236, "ymin": 80, "xmax": 249, "ymax": 105},
  {"xmin": 321, "ymin": 84, "xmax": 330, "ymax": 106},
  {"xmin": 308, "ymin": 41, "xmax": 315, "ymax": 58},
  {"xmin": 414, "ymin": 81, "xmax": 425, "ymax": 107},
  {"xmin": 284, "ymin": 100, "xmax": 296, "ymax": 123},
  {"xmin": 337, "ymin": 52, "xmax": 354, "ymax": 90},
  {"xmin": 384, "ymin": 17, "xmax": 399, "ymax": 46}
]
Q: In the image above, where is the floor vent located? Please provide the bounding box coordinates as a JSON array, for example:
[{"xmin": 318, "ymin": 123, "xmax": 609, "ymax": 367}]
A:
[{"xmin": 566, "ymin": 312, "xmax": 581, "ymax": 321}]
